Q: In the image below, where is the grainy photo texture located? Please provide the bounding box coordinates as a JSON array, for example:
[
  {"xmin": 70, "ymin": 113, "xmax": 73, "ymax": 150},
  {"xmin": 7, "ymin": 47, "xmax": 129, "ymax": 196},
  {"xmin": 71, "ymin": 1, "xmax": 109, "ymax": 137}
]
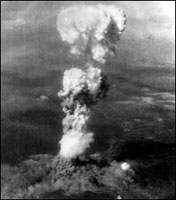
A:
[{"xmin": 1, "ymin": 1, "xmax": 175, "ymax": 199}]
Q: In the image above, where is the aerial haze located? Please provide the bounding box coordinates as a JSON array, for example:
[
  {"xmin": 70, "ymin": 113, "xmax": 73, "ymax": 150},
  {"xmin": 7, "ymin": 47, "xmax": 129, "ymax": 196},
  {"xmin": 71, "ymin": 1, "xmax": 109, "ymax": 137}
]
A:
[{"xmin": 1, "ymin": 1, "xmax": 175, "ymax": 199}]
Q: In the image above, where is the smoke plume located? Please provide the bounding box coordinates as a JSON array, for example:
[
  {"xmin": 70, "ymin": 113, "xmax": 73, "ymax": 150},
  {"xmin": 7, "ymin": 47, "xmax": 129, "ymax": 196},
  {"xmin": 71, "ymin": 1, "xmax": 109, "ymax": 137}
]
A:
[
  {"xmin": 58, "ymin": 65, "xmax": 108, "ymax": 159},
  {"xmin": 57, "ymin": 4, "xmax": 126, "ymax": 160},
  {"xmin": 57, "ymin": 4, "xmax": 126, "ymax": 64}
]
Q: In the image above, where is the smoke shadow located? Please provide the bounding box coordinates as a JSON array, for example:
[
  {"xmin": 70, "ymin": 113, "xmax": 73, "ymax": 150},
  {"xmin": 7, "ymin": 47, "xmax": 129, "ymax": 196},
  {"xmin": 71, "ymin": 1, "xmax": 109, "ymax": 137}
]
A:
[
  {"xmin": 88, "ymin": 121, "xmax": 124, "ymax": 153},
  {"xmin": 1, "ymin": 122, "xmax": 58, "ymax": 165},
  {"xmin": 106, "ymin": 138, "xmax": 175, "ymax": 184},
  {"xmin": 41, "ymin": 190, "xmax": 116, "ymax": 199},
  {"xmin": 1, "ymin": 108, "xmax": 63, "ymax": 165},
  {"xmin": 9, "ymin": 107, "xmax": 62, "ymax": 128},
  {"xmin": 107, "ymin": 138, "xmax": 175, "ymax": 160}
]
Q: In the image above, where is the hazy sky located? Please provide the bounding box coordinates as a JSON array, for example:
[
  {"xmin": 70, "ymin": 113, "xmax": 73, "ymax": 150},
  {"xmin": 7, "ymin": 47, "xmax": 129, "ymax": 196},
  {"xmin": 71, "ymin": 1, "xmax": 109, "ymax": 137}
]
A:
[
  {"xmin": 1, "ymin": 2, "xmax": 175, "ymax": 170},
  {"xmin": 1, "ymin": 1, "xmax": 175, "ymax": 70},
  {"xmin": 1, "ymin": 1, "xmax": 175, "ymax": 116}
]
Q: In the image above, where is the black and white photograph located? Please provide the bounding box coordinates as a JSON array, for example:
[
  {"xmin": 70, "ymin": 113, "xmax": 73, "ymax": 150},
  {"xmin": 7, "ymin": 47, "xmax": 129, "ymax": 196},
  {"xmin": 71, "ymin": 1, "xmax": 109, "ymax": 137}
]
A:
[{"xmin": 1, "ymin": 1, "xmax": 175, "ymax": 199}]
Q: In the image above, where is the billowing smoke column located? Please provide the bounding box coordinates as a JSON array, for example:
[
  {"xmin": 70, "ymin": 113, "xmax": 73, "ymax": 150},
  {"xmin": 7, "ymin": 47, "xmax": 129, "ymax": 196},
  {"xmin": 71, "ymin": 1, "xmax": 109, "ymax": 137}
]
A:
[
  {"xmin": 57, "ymin": 4, "xmax": 126, "ymax": 160},
  {"xmin": 58, "ymin": 65, "xmax": 108, "ymax": 159},
  {"xmin": 57, "ymin": 4, "xmax": 126, "ymax": 64}
]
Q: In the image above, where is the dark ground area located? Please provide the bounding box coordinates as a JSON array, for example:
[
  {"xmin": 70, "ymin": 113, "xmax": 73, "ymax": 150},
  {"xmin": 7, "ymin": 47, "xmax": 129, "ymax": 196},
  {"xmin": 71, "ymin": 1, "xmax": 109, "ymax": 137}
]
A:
[
  {"xmin": 1, "ymin": 62, "xmax": 175, "ymax": 199},
  {"xmin": 1, "ymin": 3, "xmax": 175, "ymax": 198}
]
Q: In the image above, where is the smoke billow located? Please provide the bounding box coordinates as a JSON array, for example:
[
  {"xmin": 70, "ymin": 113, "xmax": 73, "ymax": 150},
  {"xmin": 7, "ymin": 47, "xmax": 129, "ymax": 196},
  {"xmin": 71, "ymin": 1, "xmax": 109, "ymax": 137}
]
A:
[
  {"xmin": 2, "ymin": 3, "xmax": 175, "ymax": 199},
  {"xmin": 58, "ymin": 65, "xmax": 108, "ymax": 159},
  {"xmin": 56, "ymin": 5, "xmax": 126, "ymax": 160},
  {"xmin": 57, "ymin": 4, "xmax": 126, "ymax": 64},
  {"xmin": 1, "ymin": 4, "xmax": 129, "ymax": 199}
]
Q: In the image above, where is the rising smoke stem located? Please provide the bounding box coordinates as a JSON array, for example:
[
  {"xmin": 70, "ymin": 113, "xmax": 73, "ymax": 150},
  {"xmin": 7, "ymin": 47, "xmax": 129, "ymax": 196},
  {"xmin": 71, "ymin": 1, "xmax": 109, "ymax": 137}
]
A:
[
  {"xmin": 58, "ymin": 65, "xmax": 108, "ymax": 159},
  {"xmin": 57, "ymin": 4, "xmax": 126, "ymax": 160}
]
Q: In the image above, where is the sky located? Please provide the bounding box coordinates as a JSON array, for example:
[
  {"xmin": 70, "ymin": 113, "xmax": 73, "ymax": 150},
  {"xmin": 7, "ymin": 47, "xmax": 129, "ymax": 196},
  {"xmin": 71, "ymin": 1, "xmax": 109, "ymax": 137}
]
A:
[
  {"xmin": 1, "ymin": 1, "xmax": 175, "ymax": 166},
  {"xmin": 1, "ymin": 1, "xmax": 175, "ymax": 69},
  {"xmin": 1, "ymin": 1, "xmax": 175, "ymax": 117}
]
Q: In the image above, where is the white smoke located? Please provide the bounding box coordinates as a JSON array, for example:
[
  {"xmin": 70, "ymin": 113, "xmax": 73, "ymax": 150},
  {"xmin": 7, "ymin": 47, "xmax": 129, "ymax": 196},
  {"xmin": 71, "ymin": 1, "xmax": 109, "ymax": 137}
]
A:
[
  {"xmin": 58, "ymin": 66, "xmax": 107, "ymax": 159},
  {"xmin": 58, "ymin": 66, "xmax": 102, "ymax": 99},
  {"xmin": 57, "ymin": 4, "xmax": 126, "ymax": 160},
  {"xmin": 57, "ymin": 4, "xmax": 126, "ymax": 64}
]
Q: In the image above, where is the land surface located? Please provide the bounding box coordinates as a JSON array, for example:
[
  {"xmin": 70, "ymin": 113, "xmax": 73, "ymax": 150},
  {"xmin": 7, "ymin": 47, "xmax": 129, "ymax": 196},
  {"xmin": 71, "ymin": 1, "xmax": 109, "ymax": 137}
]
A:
[{"xmin": 1, "ymin": 1, "xmax": 175, "ymax": 199}]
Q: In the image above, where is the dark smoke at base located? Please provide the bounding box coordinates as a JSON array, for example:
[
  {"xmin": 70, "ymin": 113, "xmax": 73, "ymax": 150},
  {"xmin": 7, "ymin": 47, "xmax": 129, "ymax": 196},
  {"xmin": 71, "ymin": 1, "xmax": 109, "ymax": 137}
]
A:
[
  {"xmin": 1, "ymin": 3, "xmax": 175, "ymax": 200},
  {"xmin": 49, "ymin": 4, "xmax": 128, "ymax": 193},
  {"xmin": 1, "ymin": 154, "xmax": 135, "ymax": 199},
  {"xmin": 2, "ymin": 144, "xmax": 174, "ymax": 199},
  {"xmin": 1, "ymin": 4, "xmax": 129, "ymax": 199}
]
